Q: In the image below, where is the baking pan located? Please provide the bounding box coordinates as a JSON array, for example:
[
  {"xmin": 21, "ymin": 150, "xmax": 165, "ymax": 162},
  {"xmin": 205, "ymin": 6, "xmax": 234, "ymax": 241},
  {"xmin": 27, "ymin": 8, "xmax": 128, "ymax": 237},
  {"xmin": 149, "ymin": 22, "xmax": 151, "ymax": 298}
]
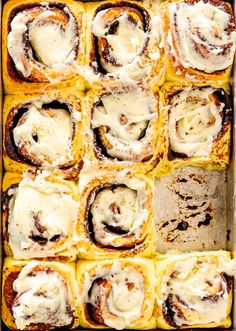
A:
[{"xmin": 0, "ymin": 0, "xmax": 235, "ymax": 330}]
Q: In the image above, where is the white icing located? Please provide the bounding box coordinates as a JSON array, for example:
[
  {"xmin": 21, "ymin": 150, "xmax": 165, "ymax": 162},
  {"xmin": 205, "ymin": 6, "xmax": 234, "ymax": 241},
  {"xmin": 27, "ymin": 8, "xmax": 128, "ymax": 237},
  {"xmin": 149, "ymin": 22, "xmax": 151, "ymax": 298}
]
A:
[
  {"xmin": 92, "ymin": 89, "xmax": 158, "ymax": 162},
  {"xmin": 29, "ymin": 13, "xmax": 76, "ymax": 67},
  {"xmin": 13, "ymin": 100, "xmax": 74, "ymax": 166},
  {"xmin": 159, "ymin": 254, "xmax": 234, "ymax": 326},
  {"xmin": 91, "ymin": 187, "xmax": 137, "ymax": 231},
  {"xmin": 168, "ymin": 87, "xmax": 224, "ymax": 157},
  {"xmin": 168, "ymin": 0, "xmax": 236, "ymax": 73},
  {"xmin": 92, "ymin": 10, "xmax": 147, "ymax": 73},
  {"xmin": 12, "ymin": 261, "xmax": 73, "ymax": 329},
  {"xmin": 89, "ymin": 175, "xmax": 149, "ymax": 248},
  {"xmin": 8, "ymin": 172, "xmax": 78, "ymax": 259},
  {"xmin": 85, "ymin": 262, "xmax": 144, "ymax": 330},
  {"xmin": 88, "ymin": 5, "xmax": 163, "ymax": 88},
  {"xmin": 8, "ymin": 6, "xmax": 78, "ymax": 77}
]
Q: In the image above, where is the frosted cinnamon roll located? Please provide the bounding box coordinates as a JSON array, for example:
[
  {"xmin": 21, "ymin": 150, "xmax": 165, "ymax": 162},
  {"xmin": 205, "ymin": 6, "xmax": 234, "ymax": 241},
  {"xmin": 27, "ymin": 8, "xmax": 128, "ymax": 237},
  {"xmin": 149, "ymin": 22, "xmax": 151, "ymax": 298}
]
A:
[
  {"xmin": 162, "ymin": 0, "xmax": 236, "ymax": 83},
  {"xmin": 2, "ymin": 258, "xmax": 79, "ymax": 330},
  {"xmin": 77, "ymin": 170, "xmax": 156, "ymax": 259},
  {"xmin": 2, "ymin": 172, "xmax": 78, "ymax": 261},
  {"xmin": 92, "ymin": 88, "xmax": 158, "ymax": 161},
  {"xmin": 2, "ymin": 0, "xmax": 85, "ymax": 93},
  {"xmin": 85, "ymin": 1, "xmax": 165, "ymax": 89},
  {"xmin": 155, "ymin": 251, "xmax": 235, "ymax": 329},
  {"xmin": 91, "ymin": 4, "xmax": 148, "ymax": 73},
  {"xmin": 162, "ymin": 83, "xmax": 232, "ymax": 170},
  {"xmin": 3, "ymin": 91, "xmax": 83, "ymax": 179},
  {"xmin": 77, "ymin": 258, "xmax": 156, "ymax": 329},
  {"xmin": 84, "ymin": 87, "xmax": 162, "ymax": 173}
]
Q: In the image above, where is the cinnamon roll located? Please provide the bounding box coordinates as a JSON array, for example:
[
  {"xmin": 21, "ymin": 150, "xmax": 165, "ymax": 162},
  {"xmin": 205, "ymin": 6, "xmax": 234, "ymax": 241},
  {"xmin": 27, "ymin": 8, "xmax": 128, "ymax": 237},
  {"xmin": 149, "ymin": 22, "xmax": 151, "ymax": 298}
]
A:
[
  {"xmin": 3, "ymin": 90, "xmax": 83, "ymax": 179},
  {"xmin": 83, "ymin": 86, "xmax": 162, "ymax": 173},
  {"xmin": 2, "ymin": 0, "xmax": 85, "ymax": 93},
  {"xmin": 162, "ymin": 0, "xmax": 236, "ymax": 83},
  {"xmin": 2, "ymin": 172, "xmax": 79, "ymax": 261},
  {"xmin": 77, "ymin": 258, "xmax": 156, "ymax": 329},
  {"xmin": 77, "ymin": 169, "xmax": 156, "ymax": 259},
  {"xmin": 161, "ymin": 82, "xmax": 232, "ymax": 170},
  {"xmin": 155, "ymin": 251, "xmax": 235, "ymax": 329},
  {"xmin": 85, "ymin": 1, "xmax": 165, "ymax": 89},
  {"xmin": 2, "ymin": 258, "xmax": 79, "ymax": 330}
]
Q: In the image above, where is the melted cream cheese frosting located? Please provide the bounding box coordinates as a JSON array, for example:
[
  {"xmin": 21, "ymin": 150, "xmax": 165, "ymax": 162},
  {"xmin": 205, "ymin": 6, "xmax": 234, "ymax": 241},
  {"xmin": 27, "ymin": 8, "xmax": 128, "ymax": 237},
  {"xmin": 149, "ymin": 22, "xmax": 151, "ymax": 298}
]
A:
[
  {"xmin": 168, "ymin": 87, "xmax": 224, "ymax": 157},
  {"xmin": 12, "ymin": 261, "xmax": 73, "ymax": 329},
  {"xmin": 89, "ymin": 175, "xmax": 149, "ymax": 247},
  {"xmin": 92, "ymin": 89, "xmax": 157, "ymax": 162},
  {"xmin": 85, "ymin": 262, "xmax": 144, "ymax": 330},
  {"xmin": 160, "ymin": 255, "xmax": 235, "ymax": 326},
  {"xmin": 92, "ymin": 10, "xmax": 147, "ymax": 73},
  {"xmin": 8, "ymin": 172, "xmax": 78, "ymax": 259},
  {"xmin": 168, "ymin": 0, "xmax": 236, "ymax": 73},
  {"xmin": 89, "ymin": 5, "xmax": 163, "ymax": 87},
  {"xmin": 8, "ymin": 5, "xmax": 78, "ymax": 77},
  {"xmin": 13, "ymin": 100, "xmax": 74, "ymax": 166}
]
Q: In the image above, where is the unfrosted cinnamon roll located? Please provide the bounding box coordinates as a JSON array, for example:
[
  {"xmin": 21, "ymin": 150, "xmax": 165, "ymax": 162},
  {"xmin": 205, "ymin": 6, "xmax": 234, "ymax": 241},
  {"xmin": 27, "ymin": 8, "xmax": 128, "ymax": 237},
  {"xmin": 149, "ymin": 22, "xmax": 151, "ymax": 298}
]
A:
[
  {"xmin": 2, "ymin": 258, "xmax": 79, "ymax": 330},
  {"xmin": 155, "ymin": 251, "xmax": 235, "ymax": 329},
  {"xmin": 2, "ymin": 0, "xmax": 85, "ymax": 93},
  {"xmin": 77, "ymin": 258, "xmax": 156, "ymax": 330},
  {"xmin": 2, "ymin": 172, "xmax": 78, "ymax": 261},
  {"xmin": 162, "ymin": 0, "xmax": 236, "ymax": 83},
  {"xmin": 85, "ymin": 1, "xmax": 165, "ymax": 89},
  {"xmin": 161, "ymin": 82, "xmax": 232, "ymax": 170},
  {"xmin": 3, "ymin": 90, "xmax": 83, "ymax": 179},
  {"xmin": 77, "ymin": 170, "xmax": 156, "ymax": 259},
  {"xmin": 84, "ymin": 87, "xmax": 162, "ymax": 173}
]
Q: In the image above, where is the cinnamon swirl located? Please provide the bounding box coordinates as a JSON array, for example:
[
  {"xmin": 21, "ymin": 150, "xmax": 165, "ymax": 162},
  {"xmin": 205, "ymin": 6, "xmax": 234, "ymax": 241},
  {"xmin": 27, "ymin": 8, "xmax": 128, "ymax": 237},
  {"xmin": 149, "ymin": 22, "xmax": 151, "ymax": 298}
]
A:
[
  {"xmin": 2, "ymin": 0, "xmax": 85, "ymax": 93},
  {"xmin": 155, "ymin": 251, "xmax": 235, "ymax": 329},
  {"xmin": 85, "ymin": 1, "xmax": 165, "ymax": 89},
  {"xmin": 162, "ymin": 0, "xmax": 236, "ymax": 83},
  {"xmin": 161, "ymin": 82, "xmax": 232, "ymax": 170},
  {"xmin": 2, "ymin": 172, "xmax": 79, "ymax": 261},
  {"xmin": 77, "ymin": 258, "xmax": 156, "ymax": 329},
  {"xmin": 83, "ymin": 86, "xmax": 162, "ymax": 173},
  {"xmin": 3, "ymin": 90, "xmax": 83, "ymax": 179},
  {"xmin": 77, "ymin": 169, "xmax": 156, "ymax": 259},
  {"xmin": 2, "ymin": 258, "xmax": 79, "ymax": 330}
]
